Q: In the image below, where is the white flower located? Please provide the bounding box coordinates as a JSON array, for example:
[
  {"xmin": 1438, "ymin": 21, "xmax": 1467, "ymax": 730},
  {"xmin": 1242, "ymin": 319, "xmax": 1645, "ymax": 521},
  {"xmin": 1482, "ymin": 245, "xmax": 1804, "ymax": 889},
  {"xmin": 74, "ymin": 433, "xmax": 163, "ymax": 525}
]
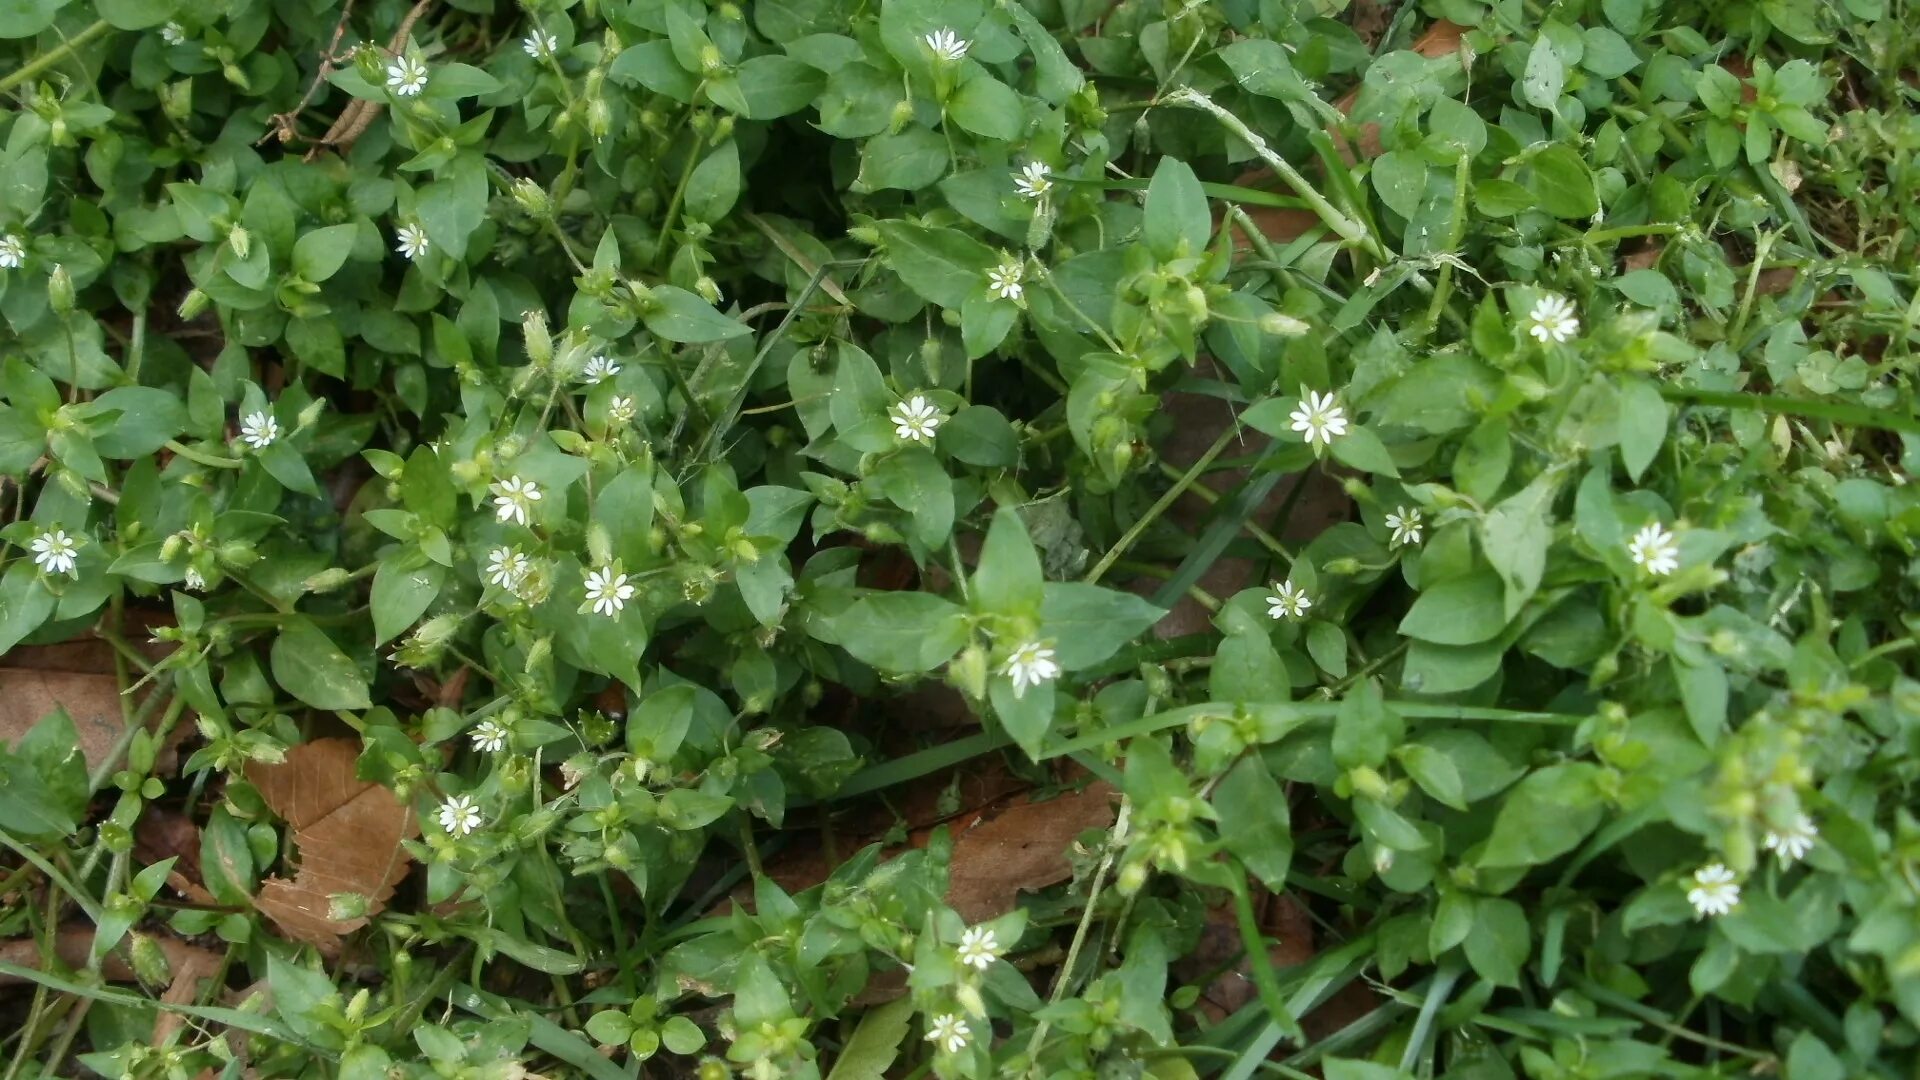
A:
[
  {"xmin": 559, "ymin": 759, "xmax": 588, "ymax": 790},
  {"xmin": 1762, "ymin": 814, "xmax": 1818, "ymax": 865},
  {"xmin": 386, "ymin": 55, "xmax": 429, "ymax": 96},
  {"xmin": 395, "ymin": 223, "xmax": 430, "ymax": 260},
  {"xmin": 925, "ymin": 1014, "xmax": 969, "ymax": 1054},
  {"xmin": 239, "ymin": 411, "xmax": 278, "ymax": 450},
  {"xmin": 471, "ymin": 720, "xmax": 509, "ymax": 753},
  {"xmin": 492, "ymin": 475, "xmax": 542, "ymax": 526},
  {"xmin": 580, "ymin": 355, "xmax": 620, "ymax": 385},
  {"xmin": 30, "ymin": 529, "xmax": 80, "ymax": 577},
  {"xmin": 1686, "ymin": 863, "xmax": 1740, "ymax": 918},
  {"xmin": 1288, "ymin": 389, "xmax": 1348, "ymax": 447},
  {"xmin": 438, "ymin": 795, "xmax": 482, "ymax": 836},
  {"xmin": 923, "ymin": 29, "xmax": 970, "ymax": 62},
  {"xmin": 583, "ymin": 566, "xmax": 634, "ymax": 617},
  {"xmin": 1013, "ymin": 161, "xmax": 1053, "ymax": 199},
  {"xmin": 184, "ymin": 567, "xmax": 207, "ymax": 590},
  {"xmin": 0, "ymin": 234, "xmax": 26, "ymax": 270},
  {"xmin": 890, "ymin": 395, "xmax": 943, "ymax": 444},
  {"xmin": 160, "ymin": 21, "xmax": 186, "ymax": 44},
  {"xmin": 956, "ymin": 926, "xmax": 1001, "ymax": 970},
  {"xmin": 1526, "ymin": 294, "xmax": 1580, "ymax": 343},
  {"xmin": 607, "ymin": 395, "xmax": 636, "ymax": 426},
  {"xmin": 1627, "ymin": 522, "xmax": 1679, "ymax": 577},
  {"xmin": 523, "ymin": 29, "xmax": 558, "ymax": 58},
  {"xmin": 1003, "ymin": 642, "xmax": 1059, "ymax": 698},
  {"xmin": 986, "ymin": 261, "xmax": 1024, "ymax": 301},
  {"xmin": 486, "ymin": 546, "xmax": 530, "ymax": 589},
  {"xmin": 1266, "ymin": 580, "xmax": 1311, "ymax": 620},
  {"xmin": 1385, "ymin": 507, "xmax": 1422, "ymax": 548}
]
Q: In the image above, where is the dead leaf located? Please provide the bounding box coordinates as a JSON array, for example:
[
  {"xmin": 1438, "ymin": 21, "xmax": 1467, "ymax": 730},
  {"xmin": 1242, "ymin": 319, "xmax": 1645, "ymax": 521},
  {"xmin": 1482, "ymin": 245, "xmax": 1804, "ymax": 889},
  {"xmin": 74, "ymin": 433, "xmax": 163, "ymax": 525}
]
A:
[
  {"xmin": 134, "ymin": 805, "xmax": 218, "ymax": 906},
  {"xmin": 942, "ymin": 782, "xmax": 1116, "ymax": 923},
  {"xmin": 0, "ymin": 632, "xmax": 181, "ymax": 774},
  {"xmin": 0, "ymin": 927, "xmax": 223, "ymax": 989},
  {"xmin": 245, "ymin": 739, "xmax": 418, "ymax": 955}
]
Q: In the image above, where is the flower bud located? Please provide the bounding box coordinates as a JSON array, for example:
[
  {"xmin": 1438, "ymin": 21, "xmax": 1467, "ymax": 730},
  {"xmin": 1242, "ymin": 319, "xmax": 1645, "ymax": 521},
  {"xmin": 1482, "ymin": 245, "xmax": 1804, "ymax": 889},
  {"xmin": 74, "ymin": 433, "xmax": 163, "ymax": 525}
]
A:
[
  {"xmin": 946, "ymin": 643, "xmax": 988, "ymax": 701},
  {"xmin": 227, "ymin": 225, "xmax": 250, "ymax": 261},
  {"xmin": 524, "ymin": 634, "xmax": 552, "ymax": 672},
  {"xmin": 47, "ymin": 264, "xmax": 73, "ymax": 315},
  {"xmin": 695, "ymin": 276, "xmax": 722, "ymax": 304},
  {"xmin": 587, "ymin": 97, "xmax": 612, "ymax": 141},
  {"xmin": 159, "ymin": 532, "xmax": 187, "ymax": 564},
  {"xmin": 296, "ymin": 399, "xmax": 327, "ymax": 430},
  {"xmin": 129, "ymin": 934, "xmax": 173, "ymax": 987},
  {"xmin": 511, "ymin": 177, "xmax": 551, "ymax": 217},
  {"xmin": 521, "ymin": 309, "xmax": 553, "ymax": 367},
  {"xmin": 304, "ymin": 567, "xmax": 353, "ymax": 593},
  {"xmin": 216, "ymin": 540, "xmax": 258, "ymax": 567},
  {"xmin": 177, "ymin": 288, "xmax": 210, "ymax": 320},
  {"xmin": 1260, "ymin": 312, "xmax": 1311, "ymax": 337},
  {"xmin": 345, "ymin": 987, "xmax": 371, "ymax": 1025}
]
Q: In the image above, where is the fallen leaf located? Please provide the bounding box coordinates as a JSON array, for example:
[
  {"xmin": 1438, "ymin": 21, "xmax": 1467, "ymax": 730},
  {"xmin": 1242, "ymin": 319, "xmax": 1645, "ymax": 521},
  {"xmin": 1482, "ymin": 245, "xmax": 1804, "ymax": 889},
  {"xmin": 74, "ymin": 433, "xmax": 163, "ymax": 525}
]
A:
[
  {"xmin": 245, "ymin": 738, "xmax": 418, "ymax": 954},
  {"xmin": 941, "ymin": 782, "xmax": 1116, "ymax": 923},
  {"xmin": 0, "ymin": 927, "xmax": 223, "ymax": 989},
  {"xmin": 0, "ymin": 632, "xmax": 181, "ymax": 775},
  {"xmin": 134, "ymin": 805, "xmax": 217, "ymax": 905}
]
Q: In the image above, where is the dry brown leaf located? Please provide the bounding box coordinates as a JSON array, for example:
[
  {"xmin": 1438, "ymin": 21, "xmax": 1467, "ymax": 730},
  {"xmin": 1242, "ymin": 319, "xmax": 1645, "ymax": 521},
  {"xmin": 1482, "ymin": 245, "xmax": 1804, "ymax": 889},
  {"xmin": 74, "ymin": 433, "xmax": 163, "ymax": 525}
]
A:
[
  {"xmin": 134, "ymin": 805, "xmax": 219, "ymax": 906},
  {"xmin": 245, "ymin": 739, "xmax": 419, "ymax": 954},
  {"xmin": 0, "ymin": 633, "xmax": 182, "ymax": 774},
  {"xmin": 943, "ymin": 782, "xmax": 1116, "ymax": 923},
  {"xmin": 0, "ymin": 927, "xmax": 223, "ymax": 988}
]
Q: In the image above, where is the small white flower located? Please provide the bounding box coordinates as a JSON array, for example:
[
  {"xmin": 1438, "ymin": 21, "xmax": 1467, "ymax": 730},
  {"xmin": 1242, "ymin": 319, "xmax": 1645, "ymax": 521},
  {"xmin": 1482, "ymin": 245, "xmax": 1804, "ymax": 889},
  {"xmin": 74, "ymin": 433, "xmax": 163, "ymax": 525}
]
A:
[
  {"xmin": 160, "ymin": 21, "xmax": 186, "ymax": 44},
  {"xmin": 1627, "ymin": 522, "xmax": 1679, "ymax": 577},
  {"xmin": 438, "ymin": 795, "xmax": 482, "ymax": 836},
  {"xmin": 492, "ymin": 475, "xmax": 542, "ymax": 526},
  {"xmin": 1686, "ymin": 863, "xmax": 1740, "ymax": 918},
  {"xmin": 1288, "ymin": 389, "xmax": 1348, "ymax": 447},
  {"xmin": 522, "ymin": 29, "xmax": 558, "ymax": 58},
  {"xmin": 956, "ymin": 926, "xmax": 1001, "ymax": 970},
  {"xmin": 239, "ymin": 411, "xmax": 278, "ymax": 450},
  {"xmin": 1385, "ymin": 506, "xmax": 1423, "ymax": 548},
  {"xmin": 386, "ymin": 54, "xmax": 429, "ymax": 97},
  {"xmin": 986, "ymin": 260, "xmax": 1023, "ymax": 301},
  {"xmin": 580, "ymin": 355, "xmax": 620, "ymax": 385},
  {"xmin": 1013, "ymin": 161, "xmax": 1053, "ymax": 199},
  {"xmin": 486, "ymin": 546, "xmax": 530, "ymax": 589},
  {"xmin": 607, "ymin": 395, "xmax": 636, "ymax": 426},
  {"xmin": 395, "ymin": 223, "xmax": 430, "ymax": 260},
  {"xmin": 30, "ymin": 529, "xmax": 80, "ymax": 577},
  {"xmin": 471, "ymin": 720, "xmax": 509, "ymax": 753},
  {"xmin": 1266, "ymin": 580, "xmax": 1311, "ymax": 620},
  {"xmin": 0, "ymin": 234, "xmax": 26, "ymax": 270},
  {"xmin": 184, "ymin": 567, "xmax": 207, "ymax": 590},
  {"xmin": 1526, "ymin": 294, "xmax": 1580, "ymax": 343},
  {"xmin": 925, "ymin": 1013, "xmax": 969, "ymax": 1054},
  {"xmin": 559, "ymin": 759, "xmax": 588, "ymax": 790},
  {"xmin": 583, "ymin": 566, "xmax": 634, "ymax": 617},
  {"xmin": 1762, "ymin": 814, "xmax": 1818, "ymax": 865},
  {"xmin": 890, "ymin": 395, "xmax": 943, "ymax": 444},
  {"xmin": 923, "ymin": 29, "xmax": 970, "ymax": 62},
  {"xmin": 1003, "ymin": 642, "xmax": 1059, "ymax": 698}
]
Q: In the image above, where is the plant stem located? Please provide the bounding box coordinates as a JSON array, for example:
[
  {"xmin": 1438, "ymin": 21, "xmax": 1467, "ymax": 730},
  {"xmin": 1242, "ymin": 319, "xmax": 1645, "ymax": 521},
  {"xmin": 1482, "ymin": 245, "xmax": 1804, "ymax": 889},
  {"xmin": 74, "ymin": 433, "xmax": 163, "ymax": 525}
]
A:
[
  {"xmin": 164, "ymin": 439, "xmax": 244, "ymax": 470},
  {"xmin": 1086, "ymin": 423, "xmax": 1241, "ymax": 584},
  {"xmin": 0, "ymin": 19, "xmax": 111, "ymax": 94},
  {"xmin": 1024, "ymin": 798, "xmax": 1130, "ymax": 1060}
]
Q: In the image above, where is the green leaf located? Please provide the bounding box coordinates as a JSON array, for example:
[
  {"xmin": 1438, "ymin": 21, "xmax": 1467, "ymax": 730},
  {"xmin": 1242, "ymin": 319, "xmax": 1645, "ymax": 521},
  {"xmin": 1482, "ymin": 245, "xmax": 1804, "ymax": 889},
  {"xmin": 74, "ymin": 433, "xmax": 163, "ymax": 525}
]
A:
[
  {"xmin": 271, "ymin": 616, "xmax": 372, "ymax": 711},
  {"xmin": 0, "ymin": 708, "xmax": 88, "ymax": 839},
  {"xmin": 1479, "ymin": 763, "xmax": 1606, "ymax": 868},
  {"xmin": 1398, "ymin": 569, "xmax": 1507, "ymax": 645},
  {"xmin": 1328, "ymin": 425, "xmax": 1399, "ymax": 476},
  {"xmin": 97, "ymin": 0, "xmax": 177, "ymax": 30},
  {"xmin": 1039, "ymin": 583, "xmax": 1164, "ymax": 669},
  {"xmin": 1521, "ymin": 36, "xmax": 1566, "ymax": 108},
  {"xmin": 1371, "ymin": 150, "xmax": 1427, "ymax": 219},
  {"xmin": 1464, "ymin": 897, "xmax": 1530, "ymax": 985},
  {"xmin": 607, "ymin": 40, "xmax": 699, "ymax": 102},
  {"xmin": 1003, "ymin": 0, "xmax": 1083, "ymax": 103},
  {"xmin": 259, "ymin": 440, "xmax": 321, "ymax": 496},
  {"xmin": 642, "ymin": 286, "xmax": 748, "ymax": 342},
  {"xmin": 1333, "ymin": 679, "xmax": 1402, "ymax": 770},
  {"xmin": 1144, "ymin": 157, "xmax": 1210, "ymax": 260},
  {"xmin": 938, "ymin": 404, "xmax": 1017, "ymax": 466},
  {"xmin": 873, "ymin": 220, "xmax": 995, "ymax": 309},
  {"xmin": 86, "ymin": 387, "xmax": 185, "ymax": 458},
  {"xmin": 1528, "ymin": 145, "xmax": 1599, "ymax": 219},
  {"xmin": 371, "ymin": 557, "xmax": 444, "ymax": 645},
  {"xmin": 1481, "ymin": 471, "xmax": 1561, "ymax": 618},
  {"xmin": 947, "ymin": 74, "xmax": 1023, "ymax": 140},
  {"xmin": 1396, "ymin": 743, "xmax": 1467, "ymax": 810},
  {"xmin": 685, "ymin": 141, "xmax": 742, "ymax": 224},
  {"xmin": 990, "ymin": 678, "xmax": 1055, "ymax": 757},
  {"xmin": 0, "ymin": 405, "xmax": 46, "ymax": 475},
  {"xmin": 859, "ymin": 126, "xmax": 949, "ymax": 191},
  {"xmin": 659, "ymin": 1015, "xmax": 705, "ymax": 1056},
  {"xmin": 731, "ymin": 54, "xmax": 825, "ymax": 119},
  {"xmin": 960, "ymin": 290, "xmax": 1019, "ymax": 358},
  {"xmin": 871, "ymin": 448, "xmax": 954, "ymax": 548},
  {"xmin": 0, "ymin": 0, "xmax": 66, "ymax": 38},
  {"xmin": 0, "ymin": 560, "xmax": 54, "ymax": 654},
  {"xmin": 1616, "ymin": 377, "xmax": 1668, "ymax": 482},
  {"xmin": 292, "ymin": 224, "xmax": 359, "ymax": 283},
  {"xmin": 973, "ymin": 507, "xmax": 1043, "ymax": 617},
  {"xmin": 1214, "ymin": 756, "xmax": 1292, "ymax": 890},
  {"xmin": 830, "ymin": 592, "xmax": 969, "ymax": 672},
  {"xmin": 824, "ymin": 996, "xmax": 914, "ymax": 1080}
]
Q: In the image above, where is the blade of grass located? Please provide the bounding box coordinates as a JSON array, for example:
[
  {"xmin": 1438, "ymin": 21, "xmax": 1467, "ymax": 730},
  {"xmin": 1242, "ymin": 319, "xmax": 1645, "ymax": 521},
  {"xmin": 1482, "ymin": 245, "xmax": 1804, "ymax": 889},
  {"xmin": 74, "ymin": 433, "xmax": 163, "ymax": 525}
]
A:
[
  {"xmin": 1659, "ymin": 386, "xmax": 1920, "ymax": 435},
  {"xmin": 0, "ymin": 960, "xmax": 315, "ymax": 1048}
]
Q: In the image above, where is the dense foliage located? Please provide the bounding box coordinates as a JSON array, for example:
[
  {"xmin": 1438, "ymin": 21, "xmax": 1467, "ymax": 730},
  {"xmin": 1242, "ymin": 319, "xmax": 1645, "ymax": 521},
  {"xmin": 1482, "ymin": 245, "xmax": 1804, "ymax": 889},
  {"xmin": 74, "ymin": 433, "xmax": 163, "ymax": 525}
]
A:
[{"xmin": 2, "ymin": 0, "xmax": 1918, "ymax": 1076}]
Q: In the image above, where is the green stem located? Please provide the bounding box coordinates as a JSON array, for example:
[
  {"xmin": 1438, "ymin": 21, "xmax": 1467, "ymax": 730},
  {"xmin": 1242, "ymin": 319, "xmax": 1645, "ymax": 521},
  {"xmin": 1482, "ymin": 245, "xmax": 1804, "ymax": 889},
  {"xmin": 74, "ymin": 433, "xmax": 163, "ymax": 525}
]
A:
[
  {"xmin": 164, "ymin": 439, "xmax": 244, "ymax": 470},
  {"xmin": 0, "ymin": 19, "xmax": 111, "ymax": 94},
  {"xmin": 1024, "ymin": 799, "xmax": 1131, "ymax": 1060},
  {"xmin": 1086, "ymin": 424, "xmax": 1241, "ymax": 584},
  {"xmin": 1228, "ymin": 872, "xmax": 1306, "ymax": 1042}
]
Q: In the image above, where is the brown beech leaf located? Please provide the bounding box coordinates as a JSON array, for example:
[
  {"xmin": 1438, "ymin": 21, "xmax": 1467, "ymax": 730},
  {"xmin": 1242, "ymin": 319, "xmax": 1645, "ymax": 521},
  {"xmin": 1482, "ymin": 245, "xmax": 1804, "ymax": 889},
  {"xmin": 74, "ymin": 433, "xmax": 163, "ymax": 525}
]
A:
[
  {"xmin": 245, "ymin": 739, "xmax": 418, "ymax": 954},
  {"xmin": 943, "ymin": 782, "xmax": 1116, "ymax": 923}
]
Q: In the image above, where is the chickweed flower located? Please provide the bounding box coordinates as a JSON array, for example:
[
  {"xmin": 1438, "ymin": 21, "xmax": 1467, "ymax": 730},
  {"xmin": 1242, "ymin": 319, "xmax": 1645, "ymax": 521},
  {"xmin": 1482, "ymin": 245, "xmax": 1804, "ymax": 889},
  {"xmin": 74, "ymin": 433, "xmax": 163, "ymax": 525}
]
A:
[
  {"xmin": 925, "ymin": 1014, "xmax": 969, "ymax": 1054},
  {"xmin": 184, "ymin": 567, "xmax": 207, "ymax": 590},
  {"xmin": 1526, "ymin": 294, "xmax": 1580, "ymax": 343},
  {"xmin": 1686, "ymin": 863, "xmax": 1740, "ymax": 917},
  {"xmin": 1762, "ymin": 814, "xmax": 1817, "ymax": 865},
  {"xmin": 0, "ymin": 234, "xmax": 23, "ymax": 269},
  {"xmin": 923, "ymin": 29, "xmax": 969, "ymax": 62},
  {"xmin": 1002, "ymin": 642, "xmax": 1058, "ymax": 698},
  {"xmin": 1627, "ymin": 522, "xmax": 1679, "ymax": 576},
  {"xmin": 395, "ymin": 223, "xmax": 430, "ymax": 260},
  {"xmin": 160, "ymin": 21, "xmax": 186, "ymax": 44},
  {"xmin": 1266, "ymin": 580, "xmax": 1311, "ymax": 620},
  {"xmin": 956, "ymin": 926, "xmax": 1001, "ymax": 971},
  {"xmin": 438, "ymin": 795, "xmax": 482, "ymax": 836},
  {"xmin": 1013, "ymin": 161, "xmax": 1053, "ymax": 199},
  {"xmin": 523, "ymin": 29, "xmax": 558, "ymax": 58},
  {"xmin": 471, "ymin": 720, "xmax": 509, "ymax": 753},
  {"xmin": 890, "ymin": 395, "xmax": 943, "ymax": 444},
  {"xmin": 986, "ymin": 260, "xmax": 1024, "ymax": 301},
  {"xmin": 492, "ymin": 476, "xmax": 542, "ymax": 526},
  {"xmin": 580, "ymin": 355, "xmax": 620, "ymax": 384},
  {"xmin": 583, "ymin": 566, "xmax": 634, "ymax": 616},
  {"xmin": 239, "ymin": 411, "xmax": 278, "ymax": 450},
  {"xmin": 1289, "ymin": 389, "xmax": 1347, "ymax": 447},
  {"xmin": 387, "ymin": 55, "xmax": 429, "ymax": 96},
  {"xmin": 30, "ymin": 529, "xmax": 80, "ymax": 577},
  {"xmin": 1385, "ymin": 507, "xmax": 1423, "ymax": 547},
  {"xmin": 607, "ymin": 396, "xmax": 637, "ymax": 426},
  {"xmin": 486, "ymin": 547, "xmax": 530, "ymax": 590}
]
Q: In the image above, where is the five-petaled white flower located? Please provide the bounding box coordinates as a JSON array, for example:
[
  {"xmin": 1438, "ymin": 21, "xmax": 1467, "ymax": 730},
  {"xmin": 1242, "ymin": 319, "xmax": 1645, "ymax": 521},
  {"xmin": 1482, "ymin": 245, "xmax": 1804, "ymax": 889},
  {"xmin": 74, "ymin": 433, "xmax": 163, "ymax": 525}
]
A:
[
  {"xmin": 890, "ymin": 395, "xmax": 943, "ymax": 444},
  {"xmin": 30, "ymin": 530, "xmax": 80, "ymax": 577},
  {"xmin": 1013, "ymin": 161, "xmax": 1053, "ymax": 199},
  {"xmin": 581, "ymin": 355, "xmax": 620, "ymax": 384},
  {"xmin": 923, "ymin": 29, "xmax": 970, "ymax": 62},
  {"xmin": 1385, "ymin": 507, "xmax": 1423, "ymax": 548},
  {"xmin": 1627, "ymin": 522, "xmax": 1679, "ymax": 577},
  {"xmin": 239, "ymin": 411, "xmax": 278, "ymax": 450},
  {"xmin": 607, "ymin": 395, "xmax": 636, "ymax": 426},
  {"xmin": 1686, "ymin": 863, "xmax": 1740, "ymax": 918},
  {"xmin": 986, "ymin": 260, "xmax": 1024, "ymax": 301},
  {"xmin": 1289, "ymin": 389, "xmax": 1348, "ymax": 447},
  {"xmin": 387, "ymin": 55, "xmax": 429, "ymax": 96},
  {"xmin": 492, "ymin": 475, "xmax": 542, "ymax": 525},
  {"xmin": 0, "ymin": 234, "xmax": 26, "ymax": 270},
  {"xmin": 925, "ymin": 1014, "xmax": 970, "ymax": 1054},
  {"xmin": 395, "ymin": 223, "xmax": 430, "ymax": 260},
  {"xmin": 1266, "ymin": 580, "xmax": 1311, "ymax": 620},
  {"xmin": 1762, "ymin": 814, "xmax": 1818, "ymax": 865},
  {"xmin": 471, "ymin": 720, "xmax": 509, "ymax": 753},
  {"xmin": 160, "ymin": 21, "xmax": 186, "ymax": 44},
  {"xmin": 523, "ymin": 29, "xmax": 558, "ymax": 58},
  {"xmin": 584, "ymin": 566, "xmax": 634, "ymax": 617},
  {"xmin": 184, "ymin": 567, "xmax": 207, "ymax": 590},
  {"xmin": 1003, "ymin": 642, "xmax": 1059, "ymax": 698},
  {"xmin": 1526, "ymin": 294, "xmax": 1580, "ymax": 343},
  {"xmin": 956, "ymin": 926, "xmax": 1001, "ymax": 971},
  {"xmin": 486, "ymin": 546, "xmax": 530, "ymax": 589},
  {"xmin": 439, "ymin": 795, "xmax": 482, "ymax": 836}
]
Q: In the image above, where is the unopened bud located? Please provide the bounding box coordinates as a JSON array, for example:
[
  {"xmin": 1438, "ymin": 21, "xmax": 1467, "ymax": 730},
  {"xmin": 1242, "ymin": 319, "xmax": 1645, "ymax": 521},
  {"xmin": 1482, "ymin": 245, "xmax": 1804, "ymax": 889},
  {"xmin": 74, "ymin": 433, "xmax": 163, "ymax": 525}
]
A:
[
  {"xmin": 511, "ymin": 178, "xmax": 551, "ymax": 217},
  {"xmin": 216, "ymin": 540, "xmax": 258, "ymax": 567},
  {"xmin": 177, "ymin": 288, "xmax": 210, "ymax": 320},
  {"xmin": 129, "ymin": 933, "xmax": 172, "ymax": 986},
  {"xmin": 522, "ymin": 309, "xmax": 553, "ymax": 367},
  {"xmin": 47, "ymin": 264, "xmax": 73, "ymax": 314},
  {"xmin": 159, "ymin": 533, "xmax": 187, "ymax": 563},
  {"xmin": 887, "ymin": 98, "xmax": 915, "ymax": 134},
  {"xmin": 227, "ymin": 225, "xmax": 250, "ymax": 261},
  {"xmin": 587, "ymin": 97, "xmax": 611, "ymax": 141},
  {"xmin": 303, "ymin": 567, "xmax": 354, "ymax": 593},
  {"xmin": 296, "ymin": 399, "xmax": 326, "ymax": 430},
  {"xmin": 1260, "ymin": 312, "xmax": 1311, "ymax": 337},
  {"xmin": 695, "ymin": 276, "xmax": 722, "ymax": 304}
]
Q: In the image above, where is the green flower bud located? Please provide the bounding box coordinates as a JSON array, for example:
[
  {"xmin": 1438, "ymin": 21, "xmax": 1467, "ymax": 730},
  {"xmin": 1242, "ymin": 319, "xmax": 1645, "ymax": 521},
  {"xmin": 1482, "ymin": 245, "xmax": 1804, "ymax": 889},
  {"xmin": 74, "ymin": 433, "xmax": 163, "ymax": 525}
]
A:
[
  {"xmin": 521, "ymin": 309, "xmax": 553, "ymax": 368},
  {"xmin": 227, "ymin": 225, "xmax": 250, "ymax": 261},
  {"xmin": 1259, "ymin": 312, "xmax": 1311, "ymax": 336},
  {"xmin": 511, "ymin": 177, "xmax": 551, "ymax": 217},
  {"xmin": 587, "ymin": 97, "xmax": 612, "ymax": 141},
  {"xmin": 177, "ymin": 288, "xmax": 210, "ymax": 320},
  {"xmin": 216, "ymin": 540, "xmax": 258, "ymax": 568},
  {"xmin": 129, "ymin": 933, "xmax": 173, "ymax": 987},
  {"xmin": 695, "ymin": 276, "xmax": 722, "ymax": 304},
  {"xmin": 47, "ymin": 264, "xmax": 73, "ymax": 314},
  {"xmin": 304, "ymin": 567, "xmax": 353, "ymax": 593}
]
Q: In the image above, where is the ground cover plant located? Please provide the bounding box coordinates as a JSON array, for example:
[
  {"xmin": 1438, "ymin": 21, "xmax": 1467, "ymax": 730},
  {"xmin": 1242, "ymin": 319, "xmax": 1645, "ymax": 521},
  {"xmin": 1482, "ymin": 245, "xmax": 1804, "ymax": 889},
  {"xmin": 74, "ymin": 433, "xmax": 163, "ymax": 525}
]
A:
[{"xmin": 2, "ymin": 0, "xmax": 1919, "ymax": 1075}]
